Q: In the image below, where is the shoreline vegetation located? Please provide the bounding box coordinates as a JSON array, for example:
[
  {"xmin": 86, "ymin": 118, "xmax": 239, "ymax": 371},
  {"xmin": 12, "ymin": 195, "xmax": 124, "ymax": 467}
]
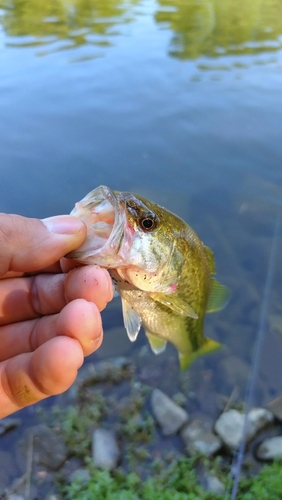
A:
[{"xmin": 2, "ymin": 356, "xmax": 282, "ymax": 499}]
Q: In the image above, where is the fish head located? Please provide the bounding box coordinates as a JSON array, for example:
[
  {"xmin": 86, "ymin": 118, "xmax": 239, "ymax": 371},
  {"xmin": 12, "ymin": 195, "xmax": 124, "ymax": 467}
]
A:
[{"xmin": 67, "ymin": 186, "xmax": 184, "ymax": 294}]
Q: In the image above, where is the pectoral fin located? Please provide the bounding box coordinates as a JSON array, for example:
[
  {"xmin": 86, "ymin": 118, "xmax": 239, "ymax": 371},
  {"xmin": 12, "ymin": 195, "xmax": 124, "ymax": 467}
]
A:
[
  {"xmin": 145, "ymin": 330, "xmax": 167, "ymax": 354},
  {"xmin": 207, "ymin": 278, "xmax": 230, "ymax": 313},
  {"xmin": 121, "ymin": 297, "xmax": 142, "ymax": 342},
  {"xmin": 148, "ymin": 293, "xmax": 198, "ymax": 319},
  {"xmin": 179, "ymin": 337, "xmax": 222, "ymax": 371}
]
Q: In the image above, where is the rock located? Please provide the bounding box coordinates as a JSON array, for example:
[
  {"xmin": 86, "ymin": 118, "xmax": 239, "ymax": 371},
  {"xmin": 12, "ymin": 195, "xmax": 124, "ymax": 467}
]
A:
[
  {"xmin": 267, "ymin": 395, "xmax": 282, "ymax": 420},
  {"xmin": 0, "ymin": 417, "xmax": 21, "ymax": 436},
  {"xmin": 69, "ymin": 467, "xmax": 90, "ymax": 484},
  {"xmin": 92, "ymin": 429, "xmax": 120, "ymax": 470},
  {"xmin": 217, "ymin": 356, "xmax": 250, "ymax": 391},
  {"xmin": 44, "ymin": 495, "xmax": 62, "ymax": 500},
  {"xmin": 16, "ymin": 424, "xmax": 67, "ymax": 471},
  {"xmin": 214, "ymin": 408, "xmax": 274, "ymax": 450},
  {"xmin": 6, "ymin": 495, "xmax": 24, "ymax": 500},
  {"xmin": 151, "ymin": 389, "xmax": 189, "ymax": 436},
  {"xmin": 181, "ymin": 418, "xmax": 222, "ymax": 457},
  {"xmin": 256, "ymin": 436, "xmax": 282, "ymax": 461},
  {"xmin": 0, "ymin": 450, "xmax": 18, "ymax": 492},
  {"xmin": 201, "ymin": 473, "xmax": 225, "ymax": 496},
  {"xmin": 76, "ymin": 357, "xmax": 134, "ymax": 386}
]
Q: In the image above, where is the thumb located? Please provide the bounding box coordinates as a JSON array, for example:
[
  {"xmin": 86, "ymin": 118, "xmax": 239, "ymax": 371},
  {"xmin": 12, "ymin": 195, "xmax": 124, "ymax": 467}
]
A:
[{"xmin": 0, "ymin": 213, "xmax": 86, "ymax": 276}]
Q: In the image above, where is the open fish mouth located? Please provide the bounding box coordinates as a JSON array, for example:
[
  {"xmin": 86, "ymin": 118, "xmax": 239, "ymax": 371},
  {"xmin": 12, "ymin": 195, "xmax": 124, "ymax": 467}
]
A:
[{"xmin": 67, "ymin": 185, "xmax": 127, "ymax": 266}]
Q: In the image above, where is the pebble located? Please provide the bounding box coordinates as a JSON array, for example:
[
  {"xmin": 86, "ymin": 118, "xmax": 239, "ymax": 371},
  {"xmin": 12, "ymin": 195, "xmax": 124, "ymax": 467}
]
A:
[
  {"xmin": 151, "ymin": 389, "xmax": 189, "ymax": 436},
  {"xmin": 202, "ymin": 473, "xmax": 225, "ymax": 496},
  {"xmin": 69, "ymin": 467, "xmax": 90, "ymax": 484},
  {"xmin": 92, "ymin": 429, "xmax": 120, "ymax": 470},
  {"xmin": 214, "ymin": 408, "xmax": 274, "ymax": 450},
  {"xmin": 181, "ymin": 418, "xmax": 222, "ymax": 457},
  {"xmin": 256, "ymin": 436, "xmax": 282, "ymax": 461}
]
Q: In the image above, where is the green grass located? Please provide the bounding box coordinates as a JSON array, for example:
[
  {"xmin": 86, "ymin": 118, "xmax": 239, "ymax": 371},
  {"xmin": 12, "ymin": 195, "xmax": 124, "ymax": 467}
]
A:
[{"xmin": 60, "ymin": 457, "xmax": 282, "ymax": 500}]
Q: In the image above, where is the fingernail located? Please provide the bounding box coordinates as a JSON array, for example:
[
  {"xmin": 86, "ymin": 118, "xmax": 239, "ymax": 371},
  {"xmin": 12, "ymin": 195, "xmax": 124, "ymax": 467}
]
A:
[{"xmin": 41, "ymin": 215, "xmax": 85, "ymax": 235}]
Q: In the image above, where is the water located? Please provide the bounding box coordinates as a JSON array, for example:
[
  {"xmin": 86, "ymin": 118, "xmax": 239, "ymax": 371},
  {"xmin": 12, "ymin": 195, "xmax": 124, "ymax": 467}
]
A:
[{"xmin": 1, "ymin": 0, "xmax": 282, "ymax": 487}]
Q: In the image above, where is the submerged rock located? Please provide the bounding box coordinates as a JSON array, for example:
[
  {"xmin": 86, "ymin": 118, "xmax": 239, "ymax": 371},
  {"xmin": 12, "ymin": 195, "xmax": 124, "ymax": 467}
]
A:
[
  {"xmin": 151, "ymin": 389, "xmax": 189, "ymax": 436},
  {"xmin": 69, "ymin": 467, "xmax": 91, "ymax": 484},
  {"xmin": 256, "ymin": 436, "xmax": 282, "ymax": 461},
  {"xmin": 92, "ymin": 429, "xmax": 120, "ymax": 470},
  {"xmin": 0, "ymin": 417, "xmax": 21, "ymax": 436},
  {"xmin": 16, "ymin": 424, "xmax": 67, "ymax": 471},
  {"xmin": 267, "ymin": 395, "xmax": 282, "ymax": 421},
  {"xmin": 201, "ymin": 473, "xmax": 225, "ymax": 496},
  {"xmin": 6, "ymin": 495, "xmax": 24, "ymax": 500},
  {"xmin": 181, "ymin": 418, "xmax": 222, "ymax": 457},
  {"xmin": 214, "ymin": 408, "xmax": 274, "ymax": 450},
  {"xmin": 76, "ymin": 357, "xmax": 134, "ymax": 386}
]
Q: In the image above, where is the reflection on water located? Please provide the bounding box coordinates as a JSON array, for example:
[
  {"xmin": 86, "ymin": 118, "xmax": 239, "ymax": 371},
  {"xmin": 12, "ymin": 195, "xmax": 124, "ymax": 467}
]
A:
[
  {"xmin": 155, "ymin": 0, "xmax": 282, "ymax": 59},
  {"xmin": 0, "ymin": 0, "xmax": 139, "ymax": 52},
  {"xmin": 1, "ymin": 0, "xmax": 282, "ymax": 59},
  {"xmin": 1, "ymin": 0, "xmax": 282, "ymax": 475}
]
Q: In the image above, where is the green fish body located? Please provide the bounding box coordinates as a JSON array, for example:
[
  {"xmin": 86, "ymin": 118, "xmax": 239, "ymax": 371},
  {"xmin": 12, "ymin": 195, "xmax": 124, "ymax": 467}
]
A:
[{"xmin": 68, "ymin": 186, "xmax": 229, "ymax": 370}]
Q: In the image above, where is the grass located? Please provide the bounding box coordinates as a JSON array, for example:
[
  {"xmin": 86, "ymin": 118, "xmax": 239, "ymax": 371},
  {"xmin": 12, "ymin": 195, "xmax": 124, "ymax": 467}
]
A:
[
  {"xmin": 44, "ymin": 371, "xmax": 282, "ymax": 500},
  {"xmin": 60, "ymin": 457, "xmax": 282, "ymax": 500}
]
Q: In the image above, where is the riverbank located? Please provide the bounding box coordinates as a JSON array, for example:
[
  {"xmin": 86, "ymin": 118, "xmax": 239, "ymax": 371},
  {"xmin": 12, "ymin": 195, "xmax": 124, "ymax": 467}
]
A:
[{"xmin": 1, "ymin": 354, "xmax": 282, "ymax": 499}]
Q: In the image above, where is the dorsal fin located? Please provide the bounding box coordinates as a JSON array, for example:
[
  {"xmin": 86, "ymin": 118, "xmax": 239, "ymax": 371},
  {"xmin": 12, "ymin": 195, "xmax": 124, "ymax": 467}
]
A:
[{"xmin": 204, "ymin": 245, "xmax": 216, "ymax": 274}]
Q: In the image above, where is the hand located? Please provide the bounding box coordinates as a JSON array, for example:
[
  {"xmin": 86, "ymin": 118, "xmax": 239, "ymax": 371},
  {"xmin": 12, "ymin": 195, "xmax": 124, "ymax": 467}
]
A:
[{"xmin": 0, "ymin": 213, "xmax": 113, "ymax": 419}]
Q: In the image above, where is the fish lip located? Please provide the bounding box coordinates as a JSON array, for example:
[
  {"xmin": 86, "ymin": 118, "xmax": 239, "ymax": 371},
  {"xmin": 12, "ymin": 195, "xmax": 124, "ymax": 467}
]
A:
[{"xmin": 67, "ymin": 185, "xmax": 127, "ymax": 266}]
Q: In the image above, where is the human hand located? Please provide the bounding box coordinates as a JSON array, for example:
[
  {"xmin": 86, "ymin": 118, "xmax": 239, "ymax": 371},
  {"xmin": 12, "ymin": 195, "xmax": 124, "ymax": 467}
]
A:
[{"xmin": 0, "ymin": 214, "xmax": 113, "ymax": 418}]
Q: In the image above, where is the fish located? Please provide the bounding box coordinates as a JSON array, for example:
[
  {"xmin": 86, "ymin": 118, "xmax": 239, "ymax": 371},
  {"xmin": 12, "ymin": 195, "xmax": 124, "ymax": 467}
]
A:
[{"xmin": 67, "ymin": 185, "xmax": 230, "ymax": 370}]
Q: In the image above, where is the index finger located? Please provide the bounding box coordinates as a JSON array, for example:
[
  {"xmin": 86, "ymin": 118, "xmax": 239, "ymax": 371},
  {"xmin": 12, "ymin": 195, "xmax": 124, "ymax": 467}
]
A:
[{"xmin": 0, "ymin": 214, "xmax": 86, "ymax": 276}]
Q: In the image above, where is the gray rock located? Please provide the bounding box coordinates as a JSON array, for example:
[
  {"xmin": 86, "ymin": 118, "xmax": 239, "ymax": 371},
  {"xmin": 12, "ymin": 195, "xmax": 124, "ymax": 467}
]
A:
[
  {"xmin": 256, "ymin": 436, "xmax": 282, "ymax": 461},
  {"xmin": 214, "ymin": 408, "xmax": 274, "ymax": 450},
  {"xmin": 267, "ymin": 395, "xmax": 282, "ymax": 420},
  {"xmin": 69, "ymin": 467, "xmax": 90, "ymax": 484},
  {"xmin": 44, "ymin": 495, "xmax": 63, "ymax": 500},
  {"xmin": 92, "ymin": 429, "xmax": 120, "ymax": 470},
  {"xmin": 247, "ymin": 408, "xmax": 274, "ymax": 434},
  {"xmin": 181, "ymin": 418, "xmax": 222, "ymax": 457},
  {"xmin": 217, "ymin": 356, "xmax": 250, "ymax": 390},
  {"xmin": 0, "ymin": 417, "xmax": 21, "ymax": 436},
  {"xmin": 202, "ymin": 474, "xmax": 225, "ymax": 496},
  {"xmin": 151, "ymin": 389, "xmax": 189, "ymax": 436},
  {"xmin": 0, "ymin": 450, "xmax": 18, "ymax": 492},
  {"xmin": 16, "ymin": 424, "xmax": 67, "ymax": 471},
  {"xmin": 6, "ymin": 495, "xmax": 24, "ymax": 500}
]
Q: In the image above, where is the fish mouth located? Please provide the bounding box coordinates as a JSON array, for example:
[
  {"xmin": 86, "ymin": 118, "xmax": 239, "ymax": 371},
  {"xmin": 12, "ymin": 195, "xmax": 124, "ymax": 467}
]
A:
[{"xmin": 67, "ymin": 185, "xmax": 127, "ymax": 266}]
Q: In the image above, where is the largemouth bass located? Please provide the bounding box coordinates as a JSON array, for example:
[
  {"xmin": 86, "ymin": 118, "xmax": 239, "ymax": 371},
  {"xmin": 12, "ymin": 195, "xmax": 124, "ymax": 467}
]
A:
[{"xmin": 68, "ymin": 186, "xmax": 229, "ymax": 370}]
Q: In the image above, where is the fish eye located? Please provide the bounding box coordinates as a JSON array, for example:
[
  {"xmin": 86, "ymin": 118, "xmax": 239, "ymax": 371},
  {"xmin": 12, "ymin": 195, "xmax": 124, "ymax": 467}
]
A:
[{"xmin": 140, "ymin": 216, "xmax": 157, "ymax": 231}]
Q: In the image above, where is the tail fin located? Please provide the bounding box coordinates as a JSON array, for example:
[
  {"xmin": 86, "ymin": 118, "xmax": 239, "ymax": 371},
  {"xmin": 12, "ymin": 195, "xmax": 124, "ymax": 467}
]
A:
[{"xmin": 179, "ymin": 337, "xmax": 222, "ymax": 371}]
